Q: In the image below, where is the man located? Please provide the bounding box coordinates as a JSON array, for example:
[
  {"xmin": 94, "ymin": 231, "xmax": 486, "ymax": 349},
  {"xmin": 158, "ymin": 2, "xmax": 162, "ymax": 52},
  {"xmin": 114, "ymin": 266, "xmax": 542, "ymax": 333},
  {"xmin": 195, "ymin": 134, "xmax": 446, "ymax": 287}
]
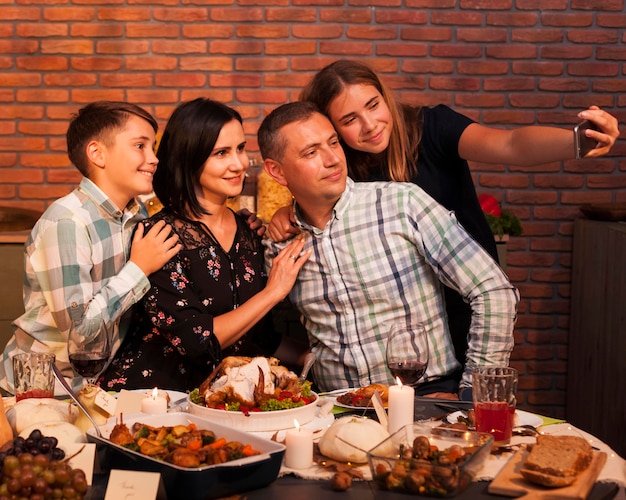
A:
[{"xmin": 258, "ymin": 101, "xmax": 519, "ymax": 400}]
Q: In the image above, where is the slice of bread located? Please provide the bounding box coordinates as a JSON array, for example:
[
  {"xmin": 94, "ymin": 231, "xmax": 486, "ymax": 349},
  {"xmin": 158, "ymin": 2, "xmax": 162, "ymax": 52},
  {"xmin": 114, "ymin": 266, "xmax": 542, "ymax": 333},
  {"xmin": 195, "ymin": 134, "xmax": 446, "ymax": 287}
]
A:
[{"xmin": 520, "ymin": 435, "xmax": 593, "ymax": 488}]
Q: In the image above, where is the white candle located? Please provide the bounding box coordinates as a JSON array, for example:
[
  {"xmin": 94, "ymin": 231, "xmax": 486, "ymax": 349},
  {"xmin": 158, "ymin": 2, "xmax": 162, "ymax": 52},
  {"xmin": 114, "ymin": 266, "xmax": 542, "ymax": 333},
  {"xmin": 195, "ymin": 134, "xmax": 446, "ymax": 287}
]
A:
[
  {"xmin": 141, "ymin": 387, "xmax": 167, "ymax": 414},
  {"xmin": 387, "ymin": 378, "xmax": 415, "ymax": 434},
  {"xmin": 284, "ymin": 419, "xmax": 313, "ymax": 469}
]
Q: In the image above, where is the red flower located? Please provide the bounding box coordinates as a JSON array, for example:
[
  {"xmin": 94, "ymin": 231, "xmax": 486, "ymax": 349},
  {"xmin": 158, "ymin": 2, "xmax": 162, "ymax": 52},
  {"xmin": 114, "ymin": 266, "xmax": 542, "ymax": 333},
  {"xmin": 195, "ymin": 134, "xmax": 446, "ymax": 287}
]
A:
[{"xmin": 478, "ymin": 194, "xmax": 502, "ymax": 217}]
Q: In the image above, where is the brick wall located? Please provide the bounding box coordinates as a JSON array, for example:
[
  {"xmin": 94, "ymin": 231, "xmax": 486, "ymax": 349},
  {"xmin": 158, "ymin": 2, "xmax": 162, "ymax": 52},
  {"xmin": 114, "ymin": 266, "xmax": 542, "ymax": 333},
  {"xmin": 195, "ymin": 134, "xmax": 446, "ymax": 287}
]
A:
[{"xmin": 1, "ymin": 0, "xmax": 625, "ymax": 419}]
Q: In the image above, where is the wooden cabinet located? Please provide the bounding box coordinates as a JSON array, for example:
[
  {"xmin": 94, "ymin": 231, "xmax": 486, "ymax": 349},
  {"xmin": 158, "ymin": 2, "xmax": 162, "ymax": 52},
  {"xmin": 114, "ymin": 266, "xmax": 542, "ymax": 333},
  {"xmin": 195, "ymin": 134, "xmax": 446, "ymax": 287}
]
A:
[{"xmin": 567, "ymin": 219, "xmax": 625, "ymax": 457}]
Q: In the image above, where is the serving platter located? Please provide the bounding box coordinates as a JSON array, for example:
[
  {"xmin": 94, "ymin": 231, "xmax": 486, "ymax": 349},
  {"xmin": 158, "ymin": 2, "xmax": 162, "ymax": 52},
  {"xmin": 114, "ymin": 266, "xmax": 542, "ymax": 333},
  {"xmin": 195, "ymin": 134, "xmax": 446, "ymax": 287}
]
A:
[
  {"xmin": 187, "ymin": 392, "xmax": 321, "ymax": 432},
  {"xmin": 87, "ymin": 412, "xmax": 285, "ymax": 500}
]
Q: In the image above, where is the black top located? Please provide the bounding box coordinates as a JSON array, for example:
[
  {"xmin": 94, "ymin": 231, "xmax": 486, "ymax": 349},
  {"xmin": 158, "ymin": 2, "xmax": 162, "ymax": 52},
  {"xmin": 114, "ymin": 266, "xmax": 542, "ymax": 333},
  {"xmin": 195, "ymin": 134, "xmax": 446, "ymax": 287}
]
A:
[
  {"xmin": 369, "ymin": 104, "xmax": 499, "ymax": 369},
  {"xmin": 99, "ymin": 209, "xmax": 280, "ymax": 392}
]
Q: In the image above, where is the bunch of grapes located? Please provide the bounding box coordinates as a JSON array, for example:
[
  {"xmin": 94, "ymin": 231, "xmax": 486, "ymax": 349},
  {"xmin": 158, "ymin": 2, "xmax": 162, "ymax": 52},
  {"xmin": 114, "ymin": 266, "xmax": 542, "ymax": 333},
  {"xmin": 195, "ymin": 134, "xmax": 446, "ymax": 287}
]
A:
[{"xmin": 0, "ymin": 430, "xmax": 88, "ymax": 499}]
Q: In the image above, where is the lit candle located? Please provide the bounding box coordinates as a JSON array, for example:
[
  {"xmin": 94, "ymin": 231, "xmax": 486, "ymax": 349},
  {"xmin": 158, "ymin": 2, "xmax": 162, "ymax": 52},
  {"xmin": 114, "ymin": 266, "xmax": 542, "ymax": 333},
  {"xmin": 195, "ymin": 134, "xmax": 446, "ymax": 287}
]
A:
[
  {"xmin": 141, "ymin": 387, "xmax": 168, "ymax": 414},
  {"xmin": 284, "ymin": 419, "xmax": 313, "ymax": 469},
  {"xmin": 387, "ymin": 377, "xmax": 415, "ymax": 434}
]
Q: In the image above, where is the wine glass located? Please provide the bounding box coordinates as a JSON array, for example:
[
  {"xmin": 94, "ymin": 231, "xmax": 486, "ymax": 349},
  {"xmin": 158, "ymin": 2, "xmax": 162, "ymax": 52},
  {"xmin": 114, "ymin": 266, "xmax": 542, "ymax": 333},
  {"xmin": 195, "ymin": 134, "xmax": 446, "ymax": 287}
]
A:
[
  {"xmin": 386, "ymin": 323, "xmax": 429, "ymax": 387},
  {"xmin": 67, "ymin": 317, "xmax": 111, "ymax": 385}
]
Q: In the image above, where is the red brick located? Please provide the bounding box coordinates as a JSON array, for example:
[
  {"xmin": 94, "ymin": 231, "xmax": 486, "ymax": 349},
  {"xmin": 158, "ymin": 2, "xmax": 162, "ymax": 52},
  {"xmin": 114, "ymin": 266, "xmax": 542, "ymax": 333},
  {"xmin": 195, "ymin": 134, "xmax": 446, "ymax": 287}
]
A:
[
  {"xmin": 401, "ymin": 27, "xmax": 452, "ymax": 42},
  {"xmin": 70, "ymin": 57, "xmax": 123, "ymax": 71},
  {"xmin": 567, "ymin": 30, "xmax": 619, "ymax": 44},
  {"xmin": 541, "ymin": 13, "xmax": 593, "ymax": 27},
  {"xmin": 430, "ymin": 44, "xmax": 482, "ymax": 58},
  {"xmin": 487, "ymin": 12, "xmax": 538, "ymax": 26},
  {"xmin": 510, "ymin": 93, "xmax": 561, "ymax": 108},
  {"xmin": 19, "ymin": 185, "xmax": 72, "ymax": 199},
  {"xmin": 405, "ymin": 0, "xmax": 456, "ymax": 6},
  {"xmin": 210, "ymin": 41, "xmax": 263, "ymax": 55},
  {"xmin": 567, "ymin": 62, "xmax": 619, "ymax": 77},
  {"xmin": 513, "ymin": 61, "xmax": 564, "ymax": 76},
  {"xmin": 266, "ymin": 8, "xmax": 317, "ymax": 22},
  {"xmin": 235, "ymin": 58, "xmax": 288, "ymax": 72},
  {"xmin": 571, "ymin": 0, "xmax": 623, "ymax": 11},
  {"xmin": 537, "ymin": 78, "xmax": 590, "ymax": 92},
  {"xmin": 152, "ymin": 40, "xmax": 205, "ymax": 55},
  {"xmin": 98, "ymin": 8, "xmax": 150, "ymax": 21},
  {"xmin": 153, "ymin": 8, "xmax": 209, "ymax": 22},
  {"xmin": 0, "ymin": 7, "xmax": 41, "ymax": 21},
  {"xmin": 402, "ymin": 59, "xmax": 454, "ymax": 74},
  {"xmin": 209, "ymin": 8, "xmax": 263, "ymax": 22},
  {"xmin": 125, "ymin": 90, "xmax": 179, "ymax": 104},
  {"xmin": 350, "ymin": 26, "xmax": 397, "ymax": 40},
  {"xmin": 457, "ymin": 28, "xmax": 508, "ymax": 43},
  {"xmin": 486, "ymin": 45, "xmax": 537, "ymax": 59},
  {"xmin": 180, "ymin": 25, "xmax": 230, "ymax": 40},
  {"xmin": 0, "ymin": 40, "xmax": 39, "ymax": 54},
  {"xmin": 318, "ymin": 41, "xmax": 371, "ymax": 56},
  {"xmin": 43, "ymin": 74, "xmax": 98, "ymax": 87},
  {"xmin": 292, "ymin": 25, "xmax": 343, "ymax": 39},
  {"xmin": 562, "ymin": 94, "xmax": 614, "ymax": 109},
  {"xmin": 18, "ymin": 155, "xmax": 68, "ymax": 169},
  {"xmin": 70, "ymin": 89, "xmax": 125, "ymax": 103},
  {"xmin": 597, "ymin": 13, "xmax": 626, "ymax": 28},
  {"xmin": 432, "ymin": 11, "xmax": 483, "ymax": 25},
  {"xmin": 41, "ymin": 40, "xmax": 95, "ymax": 55},
  {"xmin": 209, "ymin": 74, "xmax": 261, "ymax": 88},
  {"xmin": 16, "ymin": 56, "xmax": 68, "ymax": 71},
  {"xmin": 16, "ymin": 90, "xmax": 69, "ymax": 103},
  {"xmin": 516, "ymin": 0, "xmax": 567, "ymax": 8},
  {"xmin": 237, "ymin": 25, "xmax": 290, "ymax": 38},
  {"xmin": 429, "ymin": 76, "xmax": 480, "ymax": 91},
  {"xmin": 43, "ymin": 8, "xmax": 95, "ymax": 22},
  {"xmin": 47, "ymin": 170, "xmax": 82, "ymax": 184},
  {"xmin": 180, "ymin": 89, "xmax": 234, "ymax": 103},
  {"xmin": 179, "ymin": 57, "xmax": 231, "ymax": 71},
  {"xmin": 127, "ymin": 24, "xmax": 180, "ymax": 38},
  {"xmin": 320, "ymin": 9, "xmax": 371, "ymax": 23},
  {"xmin": 0, "ymin": 154, "xmax": 17, "ymax": 168},
  {"xmin": 100, "ymin": 74, "xmax": 154, "ymax": 87},
  {"xmin": 458, "ymin": 61, "xmax": 509, "ymax": 75},
  {"xmin": 375, "ymin": 9, "xmax": 426, "ymax": 24},
  {"xmin": 377, "ymin": 43, "xmax": 428, "ymax": 57},
  {"xmin": 17, "ymin": 23, "xmax": 68, "ymax": 37},
  {"xmin": 0, "ymin": 73, "xmax": 41, "ymax": 87},
  {"xmin": 237, "ymin": 89, "xmax": 289, "ymax": 104},
  {"xmin": 483, "ymin": 77, "xmax": 535, "ymax": 91},
  {"xmin": 127, "ymin": 56, "xmax": 177, "ymax": 71},
  {"xmin": 512, "ymin": 29, "xmax": 563, "ymax": 43}
]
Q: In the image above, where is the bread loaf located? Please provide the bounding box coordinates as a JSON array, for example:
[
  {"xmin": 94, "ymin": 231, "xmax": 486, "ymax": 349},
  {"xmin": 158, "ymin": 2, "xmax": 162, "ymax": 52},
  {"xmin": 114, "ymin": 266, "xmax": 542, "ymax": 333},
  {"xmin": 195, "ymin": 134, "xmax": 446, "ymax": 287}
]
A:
[{"xmin": 520, "ymin": 434, "xmax": 593, "ymax": 488}]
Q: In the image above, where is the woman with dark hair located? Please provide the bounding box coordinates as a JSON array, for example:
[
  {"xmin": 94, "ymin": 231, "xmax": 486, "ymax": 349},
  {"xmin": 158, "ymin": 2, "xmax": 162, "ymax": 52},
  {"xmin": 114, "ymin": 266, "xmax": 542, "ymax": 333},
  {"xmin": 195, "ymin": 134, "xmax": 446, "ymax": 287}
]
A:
[
  {"xmin": 268, "ymin": 60, "xmax": 619, "ymax": 398},
  {"xmin": 100, "ymin": 98, "xmax": 309, "ymax": 392}
]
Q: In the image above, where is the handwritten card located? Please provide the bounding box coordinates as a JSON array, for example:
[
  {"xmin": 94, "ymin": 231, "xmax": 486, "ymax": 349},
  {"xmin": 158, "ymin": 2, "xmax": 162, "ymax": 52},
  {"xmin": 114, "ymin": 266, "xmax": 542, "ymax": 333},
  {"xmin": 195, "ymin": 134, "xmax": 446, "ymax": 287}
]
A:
[
  {"xmin": 104, "ymin": 469, "xmax": 164, "ymax": 500},
  {"xmin": 65, "ymin": 443, "xmax": 96, "ymax": 485},
  {"xmin": 113, "ymin": 389, "xmax": 144, "ymax": 415}
]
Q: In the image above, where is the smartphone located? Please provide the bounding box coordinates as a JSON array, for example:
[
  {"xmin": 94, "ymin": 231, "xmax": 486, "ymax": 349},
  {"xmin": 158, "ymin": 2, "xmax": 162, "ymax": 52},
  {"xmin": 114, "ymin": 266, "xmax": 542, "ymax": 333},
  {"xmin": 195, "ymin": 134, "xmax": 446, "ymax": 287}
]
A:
[{"xmin": 574, "ymin": 120, "xmax": 599, "ymax": 160}]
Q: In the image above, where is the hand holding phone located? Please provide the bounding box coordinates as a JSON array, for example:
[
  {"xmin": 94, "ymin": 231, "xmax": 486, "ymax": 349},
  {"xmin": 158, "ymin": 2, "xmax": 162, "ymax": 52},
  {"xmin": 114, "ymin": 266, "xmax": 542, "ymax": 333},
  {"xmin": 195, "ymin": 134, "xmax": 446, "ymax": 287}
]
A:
[{"xmin": 574, "ymin": 120, "xmax": 600, "ymax": 159}]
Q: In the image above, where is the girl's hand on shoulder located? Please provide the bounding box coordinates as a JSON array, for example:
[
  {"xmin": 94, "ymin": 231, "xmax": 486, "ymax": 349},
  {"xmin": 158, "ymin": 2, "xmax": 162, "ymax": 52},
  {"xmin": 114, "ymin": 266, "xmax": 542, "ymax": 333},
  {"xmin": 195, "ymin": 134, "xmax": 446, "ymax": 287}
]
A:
[
  {"xmin": 266, "ymin": 236, "xmax": 311, "ymax": 300},
  {"xmin": 578, "ymin": 106, "xmax": 620, "ymax": 158},
  {"xmin": 238, "ymin": 208, "xmax": 266, "ymax": 237},
  {"xmin": 268, "ymin": 205, "xmax": 300, "ymax": 242}
]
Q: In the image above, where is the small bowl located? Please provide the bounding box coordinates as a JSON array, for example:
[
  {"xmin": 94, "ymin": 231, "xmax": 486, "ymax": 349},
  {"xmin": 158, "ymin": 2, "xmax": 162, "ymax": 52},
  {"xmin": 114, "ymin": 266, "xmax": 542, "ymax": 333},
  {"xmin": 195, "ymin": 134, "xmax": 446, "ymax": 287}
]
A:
[
  {"xmin": 368, "ymin": 423, "xmax": 493, "ymax": 497},
  {"xmin": 187, "ymin": 392, "xmax": 319, "ymax": 432}
]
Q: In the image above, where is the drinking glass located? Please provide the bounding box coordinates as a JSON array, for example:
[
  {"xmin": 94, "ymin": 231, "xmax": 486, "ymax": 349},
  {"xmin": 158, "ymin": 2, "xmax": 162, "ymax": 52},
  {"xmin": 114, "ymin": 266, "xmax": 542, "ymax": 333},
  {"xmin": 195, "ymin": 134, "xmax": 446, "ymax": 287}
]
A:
[
  {"xmin": 67, "ymin": 317, "xmax": 111, "ymax": 385},
  {"xmin": 386, "ymin": 324, "xmax": 429, "ymax": 387},
  {"xmin": 472, "ymin": 366, "xmax": 518, "ymax": 444}
]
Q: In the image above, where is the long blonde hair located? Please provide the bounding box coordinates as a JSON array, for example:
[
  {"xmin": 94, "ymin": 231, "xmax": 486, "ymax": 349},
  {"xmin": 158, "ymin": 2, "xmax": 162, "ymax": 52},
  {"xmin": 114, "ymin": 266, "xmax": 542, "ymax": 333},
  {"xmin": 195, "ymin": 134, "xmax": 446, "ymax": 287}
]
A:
[{"xmin": 300, "ymin": 60, "xmax": 422, "ymax": 182}]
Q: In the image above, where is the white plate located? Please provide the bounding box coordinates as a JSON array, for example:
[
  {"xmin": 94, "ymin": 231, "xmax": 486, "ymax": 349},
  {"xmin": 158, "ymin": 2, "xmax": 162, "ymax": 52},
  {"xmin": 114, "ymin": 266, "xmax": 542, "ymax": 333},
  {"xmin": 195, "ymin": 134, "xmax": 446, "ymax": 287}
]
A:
[
  {"xmin": 446, "ymin": 409, "xmax": 543, "ymax": 429},
  {"xmin": 324, "ymin": 388, "xmax": 387, "ymax": 410}
]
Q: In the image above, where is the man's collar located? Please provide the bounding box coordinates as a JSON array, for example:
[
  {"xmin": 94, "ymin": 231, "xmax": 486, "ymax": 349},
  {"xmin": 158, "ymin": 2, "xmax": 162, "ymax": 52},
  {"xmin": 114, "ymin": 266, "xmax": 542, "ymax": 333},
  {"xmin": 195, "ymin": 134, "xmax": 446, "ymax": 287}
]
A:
[{"xmin": 292, "ymin": 177, "xmax": 354, "ymax": 232}]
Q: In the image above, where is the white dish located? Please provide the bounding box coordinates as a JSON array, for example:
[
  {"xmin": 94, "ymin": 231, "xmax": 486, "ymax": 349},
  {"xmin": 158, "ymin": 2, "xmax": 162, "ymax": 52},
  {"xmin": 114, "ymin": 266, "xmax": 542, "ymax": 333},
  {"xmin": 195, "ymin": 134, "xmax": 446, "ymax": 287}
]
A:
[
  {"xmin": 325, "ymin": 388, "xmax": 386, "ymax": 410},
  {"xmin": 187, "ymin": 392, "xmax": 320, "ymax": 432},
  {"xmin": 446, "ymin": 409, "xmax": 544, "ymax": 429}
]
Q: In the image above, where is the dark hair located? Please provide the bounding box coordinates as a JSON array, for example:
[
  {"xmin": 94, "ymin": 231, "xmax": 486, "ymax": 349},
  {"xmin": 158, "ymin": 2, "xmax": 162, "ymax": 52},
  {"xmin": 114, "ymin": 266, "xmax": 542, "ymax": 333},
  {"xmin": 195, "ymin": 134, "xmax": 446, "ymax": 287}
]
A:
[
  {"xmin": 258, "ymin": 101, "xmax": 320, "ymax": 162},
  {"xmin": 300, "ymin": 59, "xmax": 422, "ymax": 182},
  {"xmin": 154, "ymin": 98, "xmax": 243, "ymax": 220},
  {"xmin": 66, "ymin": 101, "xmax": 157, "ymax": 177}
]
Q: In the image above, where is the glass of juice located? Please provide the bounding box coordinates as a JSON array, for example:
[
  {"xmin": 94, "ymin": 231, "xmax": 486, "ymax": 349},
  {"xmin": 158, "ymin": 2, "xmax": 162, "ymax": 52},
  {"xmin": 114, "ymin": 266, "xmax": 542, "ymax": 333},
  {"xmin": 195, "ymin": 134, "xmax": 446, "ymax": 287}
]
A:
[
  {"xmin": 12, "ymin": 352, "xmax": 56, "ymax": 401},
  {"xmin": 472, "ymin": 366, "xmax": 518, "ymax": 444}
]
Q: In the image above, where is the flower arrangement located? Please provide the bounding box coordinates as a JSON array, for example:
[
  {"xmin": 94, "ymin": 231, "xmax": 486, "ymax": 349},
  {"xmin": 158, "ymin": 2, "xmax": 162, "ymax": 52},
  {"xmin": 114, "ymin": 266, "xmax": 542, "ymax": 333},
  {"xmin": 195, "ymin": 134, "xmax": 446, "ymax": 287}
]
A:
[{"xmin": 478, "ymin": 194, "xmax": 523, "ymax": 238}]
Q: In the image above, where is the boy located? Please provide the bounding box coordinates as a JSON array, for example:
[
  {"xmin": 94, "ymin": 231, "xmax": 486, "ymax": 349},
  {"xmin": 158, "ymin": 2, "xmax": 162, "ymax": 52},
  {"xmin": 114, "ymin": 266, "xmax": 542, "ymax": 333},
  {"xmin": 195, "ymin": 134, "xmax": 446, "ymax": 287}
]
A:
[{"xmin": 0, "ymin": 101, "xmax": 181, "ymax": 393}]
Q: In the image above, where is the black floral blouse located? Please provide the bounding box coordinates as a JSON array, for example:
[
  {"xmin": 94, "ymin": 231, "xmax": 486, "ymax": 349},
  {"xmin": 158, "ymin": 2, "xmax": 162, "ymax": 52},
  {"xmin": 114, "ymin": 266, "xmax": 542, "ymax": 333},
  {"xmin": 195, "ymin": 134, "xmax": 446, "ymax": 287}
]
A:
[{"xmin": 99, "ymin": 209, "xmax": 280, "ymax": 392}]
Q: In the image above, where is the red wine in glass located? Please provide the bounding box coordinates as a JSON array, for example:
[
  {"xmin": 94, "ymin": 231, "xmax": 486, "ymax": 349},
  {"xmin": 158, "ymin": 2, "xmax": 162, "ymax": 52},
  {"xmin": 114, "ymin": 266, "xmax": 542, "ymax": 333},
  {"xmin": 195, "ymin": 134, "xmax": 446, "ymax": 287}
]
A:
[
  {"xmin": 386, "ymin": 324, "xmax": 429, "ymax": 387},
  {"xmin": 388, "ymin": 360, "xmax": 427, "ymax": 386},
  {"xmin": 67, "ymin": 317, "xmax": 111, "ymax": 385},
  {"xmin": 68, "ymin": 352, "xmax": 109, "ymax": 378}
]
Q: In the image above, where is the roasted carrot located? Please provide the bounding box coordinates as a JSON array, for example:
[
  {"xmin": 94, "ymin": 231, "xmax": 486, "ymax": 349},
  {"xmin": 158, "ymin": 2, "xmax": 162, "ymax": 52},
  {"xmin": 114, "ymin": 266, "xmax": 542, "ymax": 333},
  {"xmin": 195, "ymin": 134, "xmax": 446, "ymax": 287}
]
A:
[
  {"xmin": 207, "ymin": 437, "xmax": 227, "ymax": 450},
  {"xmin": 241, "ymin": 444, "xmax": 258, "ymax": 457},
  {"xmin": 187, "ymin": 439, "xmax": 202, "ymax": 451}
]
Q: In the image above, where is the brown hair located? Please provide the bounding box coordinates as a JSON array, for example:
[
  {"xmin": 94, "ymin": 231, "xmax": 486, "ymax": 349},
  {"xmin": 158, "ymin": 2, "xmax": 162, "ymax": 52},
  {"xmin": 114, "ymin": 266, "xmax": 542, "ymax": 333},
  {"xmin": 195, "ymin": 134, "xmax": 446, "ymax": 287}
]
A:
[
  {"xmin": 300, "ymin": 59, "xmax": 423, "ymax": 182},
  {"xmin": 258, "ymin": 101, "xmax": 320, "ymax": 163},
  {"xmin": 66, "ymin": 101, "xmax": 157, "ymax": 177}
]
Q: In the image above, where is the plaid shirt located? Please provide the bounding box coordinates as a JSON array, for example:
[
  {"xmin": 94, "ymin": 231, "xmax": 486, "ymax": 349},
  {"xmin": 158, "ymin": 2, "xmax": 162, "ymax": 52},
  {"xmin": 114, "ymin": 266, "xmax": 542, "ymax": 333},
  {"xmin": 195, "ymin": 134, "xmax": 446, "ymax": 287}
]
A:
[
  {"xmin": 265, "ymin": 178, "xmax": 519, "ymax": 392},
  {"xmin": 0, "ymin": 178, "xmax": 151, "ymax": 394}
]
